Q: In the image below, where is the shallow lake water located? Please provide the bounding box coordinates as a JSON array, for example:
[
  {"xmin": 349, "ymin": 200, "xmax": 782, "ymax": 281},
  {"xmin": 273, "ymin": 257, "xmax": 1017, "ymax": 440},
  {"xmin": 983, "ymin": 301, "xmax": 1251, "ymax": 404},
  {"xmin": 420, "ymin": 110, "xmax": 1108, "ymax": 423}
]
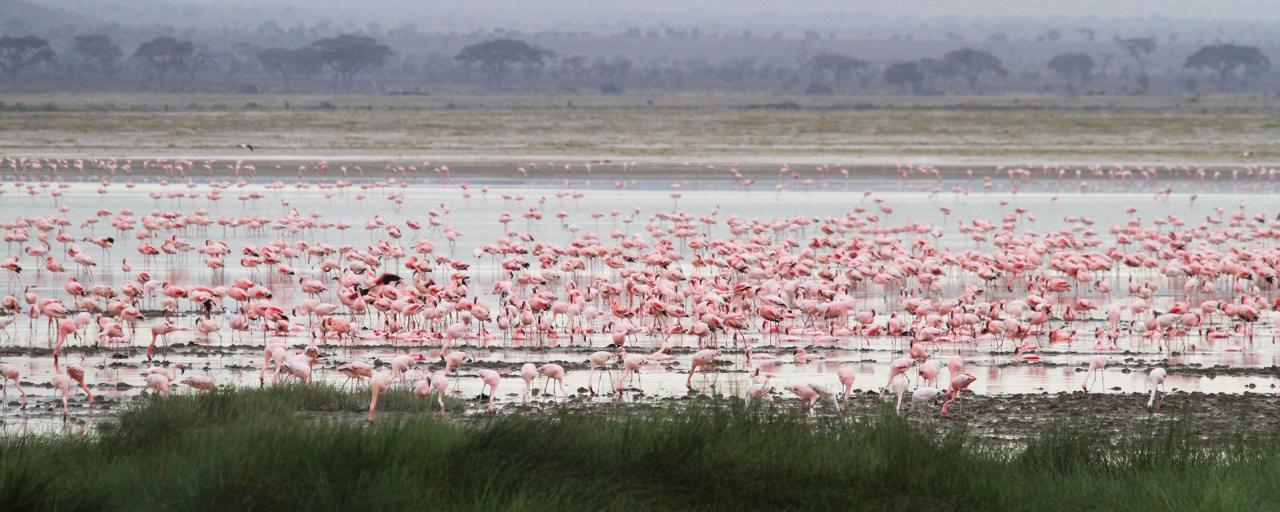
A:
[{"xmin": 3, "ymin": 164, "xmax": 1280, "ymax": 429}]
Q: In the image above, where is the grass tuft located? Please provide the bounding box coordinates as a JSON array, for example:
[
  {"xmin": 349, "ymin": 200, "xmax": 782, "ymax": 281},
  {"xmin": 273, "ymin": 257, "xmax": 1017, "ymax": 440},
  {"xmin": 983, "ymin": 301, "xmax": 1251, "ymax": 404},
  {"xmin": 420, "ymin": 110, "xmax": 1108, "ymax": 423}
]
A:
[{"xmin": 0, "ymin": 386, "xmax": 1276, "ymax": 510}]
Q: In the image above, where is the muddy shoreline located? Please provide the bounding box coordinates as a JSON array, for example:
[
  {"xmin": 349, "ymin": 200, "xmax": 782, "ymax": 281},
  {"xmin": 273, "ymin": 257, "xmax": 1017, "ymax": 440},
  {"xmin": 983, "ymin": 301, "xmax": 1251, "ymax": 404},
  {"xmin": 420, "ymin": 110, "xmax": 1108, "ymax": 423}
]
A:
[
  {"xmin": 4, "ymin": 158, "xmax": 1275, "ymax": 183},
  {"xmin": 5, "ymin": 338, "xmax": 1278, "ymax": 441},
  {"xmin": 10, "ymin": 384, "xmax": 1276, "ymax": 442}
]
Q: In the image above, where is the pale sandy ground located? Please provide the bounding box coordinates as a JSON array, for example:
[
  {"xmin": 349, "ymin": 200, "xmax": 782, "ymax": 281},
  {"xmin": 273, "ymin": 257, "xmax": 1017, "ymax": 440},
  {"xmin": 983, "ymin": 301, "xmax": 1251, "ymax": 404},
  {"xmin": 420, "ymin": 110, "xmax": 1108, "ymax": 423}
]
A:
[{"xmin": 2, "ymin": 93, "xmax": 1277, "ymax": 175}]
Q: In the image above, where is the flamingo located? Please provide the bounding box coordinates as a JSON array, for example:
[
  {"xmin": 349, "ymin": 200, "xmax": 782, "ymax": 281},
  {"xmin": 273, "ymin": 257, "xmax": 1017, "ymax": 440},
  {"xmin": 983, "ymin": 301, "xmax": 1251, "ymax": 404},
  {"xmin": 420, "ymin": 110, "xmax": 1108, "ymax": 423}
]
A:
[
  {"xmin": 148, "ymin": 321, "xmax": 186, "ymax": 361},
  {"xmin": 477, "ymin": 368, "xmax": 501, "ymax": 412},
  {"xmin": 520, "ymin": 362, "xmax": 537, "ymax": 405},
  {"xmin": 686, "ymin": 349, "xmax": 720, "ymax": 390},
  {"xmin": 941, "ymin": 373, "xmax": 977, "ymax": 415},
  {"xmin": 144, "ymin": 364, "xmax": 182, "ymax": 397},
  {"xmin": 537, "ymin": 363, "xmax": 567, "ymax": 397},
  {"xmin": 368, "ymin": 371, "xmax": 392, "ymax": 423},
  {"xmin": 837, "ymin": 366, "xmax": 856, "ymax": 411},
  {"xmin": 585, "ymin": 350, "xmax": 615, "ymax": 394},
  {"xmin": 1146, "ymin": 368, "xmax": 1168, "ymax": 412},
  {"xmin": 0, "ymin": 363, "xmax": 27, "ymax": 407},
  {"xmin": 1081, "ymin": 356, "xmax": 1108, "ymax": 392}
]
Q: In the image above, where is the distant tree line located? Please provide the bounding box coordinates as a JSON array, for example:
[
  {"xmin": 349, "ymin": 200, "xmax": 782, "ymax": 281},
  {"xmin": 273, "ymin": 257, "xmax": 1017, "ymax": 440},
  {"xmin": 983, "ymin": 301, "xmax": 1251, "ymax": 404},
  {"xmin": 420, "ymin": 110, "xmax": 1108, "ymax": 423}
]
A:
[
  {"xmin": 879, "ymin": 48, "xmax": 1009, "ymax": 93},
  {"xmin": 874, "ymin": 42, "xmax": 1270, "ymax": 95},
  {"xmin": 0, "ymin": 31, "xmax": 1274, "ymax": 95}
]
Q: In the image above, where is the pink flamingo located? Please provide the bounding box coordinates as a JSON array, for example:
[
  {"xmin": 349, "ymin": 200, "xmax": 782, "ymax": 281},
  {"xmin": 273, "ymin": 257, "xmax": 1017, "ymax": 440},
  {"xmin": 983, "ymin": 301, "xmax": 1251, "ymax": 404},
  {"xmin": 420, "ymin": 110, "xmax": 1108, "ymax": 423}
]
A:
[
  {"xmin": 0, "ymin": 363, "xmax": 27, "ymax": 407},
  {"xmin": 686, "ymin": 349, "xmax": 720, "ymax": 390},
  {"xmin": 148, "ymin": 321, "xmax": 186, "ymax": 361},
  {"xmin": 941, "ymin": 373, "xmax": 977, "ymax": 415},
  {"xmin": 837, "ymin": 366, "xmax": 856, "ymax": 410},
  {"xmin": 1081, "ymin": 356, "xmax": 1108, "ymax": 392},
  {"xmin": 368, "ymin": 371, "xmax": 392, "ymax": 423},
  {"xmin": 477, "ymin": 368, "xmax": 501, "ymax": 412},
  {"xmin": 537, "ymin": 363, "xmax": 567, "ymax": 397},
  {"xmin": 585, "ymin": 350, "xmax": 615, "ymax": 394},
  {"xmin": 520, "ymin": 363, "xmax": 537, "ymax": 404}
]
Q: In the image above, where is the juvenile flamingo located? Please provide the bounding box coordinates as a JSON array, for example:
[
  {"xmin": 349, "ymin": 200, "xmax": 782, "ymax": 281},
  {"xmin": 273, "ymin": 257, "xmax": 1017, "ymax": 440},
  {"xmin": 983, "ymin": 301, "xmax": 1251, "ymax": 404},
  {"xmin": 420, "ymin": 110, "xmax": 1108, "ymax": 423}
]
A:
[{"xmin": 1146, "ymin": 367, "xmax": 1168, "ymax": 412}]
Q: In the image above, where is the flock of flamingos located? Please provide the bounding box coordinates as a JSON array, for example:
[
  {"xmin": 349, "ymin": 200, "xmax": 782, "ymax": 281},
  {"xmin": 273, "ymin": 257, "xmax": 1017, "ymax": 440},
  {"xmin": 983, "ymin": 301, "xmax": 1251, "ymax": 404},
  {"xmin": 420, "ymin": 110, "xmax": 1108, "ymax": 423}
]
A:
[{"xmin": 1, "ymin": 156, "xmax": 1278, "ymax": 425}]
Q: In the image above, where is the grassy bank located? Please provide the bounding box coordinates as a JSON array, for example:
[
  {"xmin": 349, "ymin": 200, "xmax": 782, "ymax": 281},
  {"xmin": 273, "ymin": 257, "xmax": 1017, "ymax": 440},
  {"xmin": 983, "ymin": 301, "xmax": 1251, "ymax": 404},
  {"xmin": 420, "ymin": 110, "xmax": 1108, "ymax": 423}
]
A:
[{"xmin": 0, "ymin": 386, "xmax": 1276, "ymax": 511}]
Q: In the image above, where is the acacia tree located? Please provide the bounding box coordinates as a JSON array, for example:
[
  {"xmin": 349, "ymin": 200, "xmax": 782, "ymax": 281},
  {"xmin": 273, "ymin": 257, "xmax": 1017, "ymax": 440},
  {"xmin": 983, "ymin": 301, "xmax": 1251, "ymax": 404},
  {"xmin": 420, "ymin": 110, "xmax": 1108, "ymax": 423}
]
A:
[
  {"xmin": 809, "ymin": 53, "xmax": 868, "ymax": 88},
  {"xmin": 1116, "ymin": 37, "xmax": 1156, "ymax": 92},
  {"xmin": 455, "ymin": 39, "xmax": 553, "ymax": 85},
  {"xmin": 1047, "ymin": 53, "xmax": 1095, "ymax": 92},
  {"xmin": 1185, "ymin": 44, "xmax": 1270, "ymax": 91},
  {"xmin": 134, "ymin": 36, "xmax": 195, "ymax": 82},
  {"xmin": 943, "ymin": 48, "xmax": 1007, "ymax": 90},
  {"xmin": 918, "ymin": 57, "xmax": 961, "ymax": 91},
  {"xmin": 883, "ymin": 61, "xmax": 924, "ymax": 93},
  {"xmin": 591, "ymin": 56, "xmax": 633, "ymax": 81},
  {"xmin": 221, "ymin": 42, "xmax": 260, "ymax": 84},
  {"xmin": 258, "ymin": 47, "xmax": 324, "ymax": 87},
  {"xmin": 0, "ymin": 35, "xmax": 55, "ymax": 81},
  {"xmin": 311, "ymin": 35, "xmax": 392, "ymax": 86},
  {"xmin": 73, "ymin": 34, "xmax": 122, "ymax": 76}
]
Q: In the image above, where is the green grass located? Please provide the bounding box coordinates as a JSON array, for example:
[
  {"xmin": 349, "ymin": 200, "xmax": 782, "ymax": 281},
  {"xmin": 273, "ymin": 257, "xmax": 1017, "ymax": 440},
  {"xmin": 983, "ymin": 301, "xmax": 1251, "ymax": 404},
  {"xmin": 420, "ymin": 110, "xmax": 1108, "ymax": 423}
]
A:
[{"xmin": 0, "ymin": 386, "xmax": 1276, "ymax": 511}]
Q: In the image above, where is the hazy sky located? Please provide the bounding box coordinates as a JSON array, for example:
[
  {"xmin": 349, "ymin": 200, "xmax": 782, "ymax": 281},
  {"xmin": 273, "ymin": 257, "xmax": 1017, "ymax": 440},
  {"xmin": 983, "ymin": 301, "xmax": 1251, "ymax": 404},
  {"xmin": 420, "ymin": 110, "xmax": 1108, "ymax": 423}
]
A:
[
  {"xmin": 33, "ymin": 0, "xmax": 1280, "ymax": 32},
  {"xmin": 408, "ymin": 0, "xmax": 1280, "ymax": 21}
]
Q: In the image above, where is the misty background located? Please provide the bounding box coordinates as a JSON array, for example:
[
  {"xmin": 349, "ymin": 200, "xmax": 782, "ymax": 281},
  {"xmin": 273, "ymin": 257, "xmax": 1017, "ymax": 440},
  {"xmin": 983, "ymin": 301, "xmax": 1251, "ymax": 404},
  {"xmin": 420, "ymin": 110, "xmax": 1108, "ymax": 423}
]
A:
[
  {"xmin": 2, "ymin": 0, "xmax": 1279, "ymax": 95},
  {"xmin": 24, "ymin": 0, "xmax": 1280, "ymax": 29}
]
